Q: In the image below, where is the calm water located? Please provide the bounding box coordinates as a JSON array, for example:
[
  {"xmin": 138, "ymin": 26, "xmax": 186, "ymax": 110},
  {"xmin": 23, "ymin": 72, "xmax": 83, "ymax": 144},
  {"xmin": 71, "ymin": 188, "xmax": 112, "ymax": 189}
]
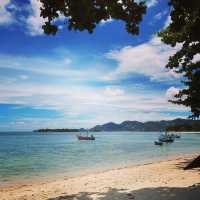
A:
[{"xmin": 0, "ymin": 131, "xmax": 200, "ymax": 184}]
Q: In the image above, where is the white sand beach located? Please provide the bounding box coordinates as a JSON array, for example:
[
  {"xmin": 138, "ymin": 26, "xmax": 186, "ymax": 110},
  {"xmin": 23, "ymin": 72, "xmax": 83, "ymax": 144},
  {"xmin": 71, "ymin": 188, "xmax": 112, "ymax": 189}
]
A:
[{"xmin": 1, "ymin": 153, "xmax": 200, "ymax": 200}]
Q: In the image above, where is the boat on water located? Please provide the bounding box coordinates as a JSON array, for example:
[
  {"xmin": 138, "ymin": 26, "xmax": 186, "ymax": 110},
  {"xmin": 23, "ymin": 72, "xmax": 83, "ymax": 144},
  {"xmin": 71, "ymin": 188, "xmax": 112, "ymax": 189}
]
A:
[
  {"xmin": 175, "ymin": 134, "xmax": 181, "ymax": 138},
  {"xmin": 154, "ymin": 141, "xmax": 163, "ymax": 145},
  {"xmin": 171, "ymin": 133, "xmax": 181, "ymax": 139},
  {"xmin": 158, "ymin": 132, "xmax": 174, "ymax": 143},
  {"xmin": 77, "ymin": 134, "xmax": 95, "ymax": 140}
]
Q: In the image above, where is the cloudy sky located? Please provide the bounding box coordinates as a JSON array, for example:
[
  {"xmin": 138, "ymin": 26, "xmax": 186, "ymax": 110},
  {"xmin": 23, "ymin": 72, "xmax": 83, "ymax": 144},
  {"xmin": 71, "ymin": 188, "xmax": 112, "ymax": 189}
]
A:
[{"xmin": 0, "ymin": 0, "xmax": 189, "ymax": 131}]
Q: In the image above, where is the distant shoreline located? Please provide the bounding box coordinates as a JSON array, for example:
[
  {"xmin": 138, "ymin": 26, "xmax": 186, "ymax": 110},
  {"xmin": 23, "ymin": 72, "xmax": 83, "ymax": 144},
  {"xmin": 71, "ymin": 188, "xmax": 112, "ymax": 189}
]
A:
[
  {"xmin": 33, "ymin": 130, "xmax": 200, "ymax": 133},
  {"xmin": 33, "ymin": 128, "xmax": 80, "ymax": 132}
]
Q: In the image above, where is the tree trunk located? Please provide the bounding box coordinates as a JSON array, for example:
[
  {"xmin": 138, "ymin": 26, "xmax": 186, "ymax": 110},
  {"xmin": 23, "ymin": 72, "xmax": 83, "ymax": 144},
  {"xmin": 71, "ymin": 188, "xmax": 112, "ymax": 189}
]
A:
[{"xmin": 184, "ymin": 155, "xmax": 200, "ymax": 170}]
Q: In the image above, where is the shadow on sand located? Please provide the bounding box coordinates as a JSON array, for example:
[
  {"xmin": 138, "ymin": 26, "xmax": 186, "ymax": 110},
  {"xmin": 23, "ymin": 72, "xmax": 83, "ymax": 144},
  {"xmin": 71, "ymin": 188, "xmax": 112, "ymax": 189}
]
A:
[
  {"xmin": 175, "ymin": 157, "xmax": 196, "ymax": 169},
  {"xmin": 174, "ymin": 156, "xmax": 200, "ymax": 170},
  {"xmin": 48, "ymin": 184, "xmax": 200, "ymax": 200}
]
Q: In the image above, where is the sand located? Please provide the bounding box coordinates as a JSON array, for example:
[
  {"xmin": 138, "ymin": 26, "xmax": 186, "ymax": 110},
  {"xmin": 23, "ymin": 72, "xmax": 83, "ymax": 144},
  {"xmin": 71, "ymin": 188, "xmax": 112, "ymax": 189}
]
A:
[{"xmin": 1, "ymin": 154, "xmax": 200, "ymax": 200}]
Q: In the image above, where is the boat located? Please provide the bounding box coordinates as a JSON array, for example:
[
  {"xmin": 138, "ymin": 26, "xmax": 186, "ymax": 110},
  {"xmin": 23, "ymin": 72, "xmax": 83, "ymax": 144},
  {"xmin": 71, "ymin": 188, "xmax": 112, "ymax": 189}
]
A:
[
  {"xmin": 154, "ymin": 141, "xmax": 163, "ymax": 145},
  {"xmin": 175, "ymin": 135, "xmax": 181, "ymax": 138},
  {"xmin": 77, "ymin": 134, "xmax": 95, "ymax": 140},
  {"xmin": 158, "ymin": 132, "xmax": 174, "ymax": 143},
  {"xmin": 170, "ymin": 133, "xmax": 181, "ymax": 139},
  {"xmin": 174, "ymin": 134, "xmax": 181, "ymax": 138}
]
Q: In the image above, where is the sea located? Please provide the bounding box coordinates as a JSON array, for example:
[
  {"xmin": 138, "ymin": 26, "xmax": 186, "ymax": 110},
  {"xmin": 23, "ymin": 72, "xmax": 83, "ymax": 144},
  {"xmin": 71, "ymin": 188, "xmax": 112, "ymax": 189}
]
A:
[{"xmin": 0, "ymin": 131, "xmax": 200, "ymax": 185}]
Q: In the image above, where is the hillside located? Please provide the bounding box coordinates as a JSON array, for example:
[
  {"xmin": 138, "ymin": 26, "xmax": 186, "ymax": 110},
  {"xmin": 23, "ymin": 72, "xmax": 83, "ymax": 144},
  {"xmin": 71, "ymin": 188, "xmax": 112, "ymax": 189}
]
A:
[{"xmin": 90, "ymin": 118, "xmax": 200, "ymax": 132}]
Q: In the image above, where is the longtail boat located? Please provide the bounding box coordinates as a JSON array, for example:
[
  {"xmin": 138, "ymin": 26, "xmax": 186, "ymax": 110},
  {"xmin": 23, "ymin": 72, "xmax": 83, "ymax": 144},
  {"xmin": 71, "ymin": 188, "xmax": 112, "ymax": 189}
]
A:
[{"xmin": 77, "ymin": 134, "xmax": 95, "ymax": 140}]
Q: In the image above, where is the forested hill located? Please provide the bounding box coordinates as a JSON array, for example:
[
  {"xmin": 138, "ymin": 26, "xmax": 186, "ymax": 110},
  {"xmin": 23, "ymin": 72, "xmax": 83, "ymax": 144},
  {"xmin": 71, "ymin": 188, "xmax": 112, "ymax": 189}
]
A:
[
  {"xmin": 34, "ymin": 119, "xmax": 200, "ymax": 132},
  {"xmin": 90, "ymin": 119, "xmax": 200, "ymax": 132}
]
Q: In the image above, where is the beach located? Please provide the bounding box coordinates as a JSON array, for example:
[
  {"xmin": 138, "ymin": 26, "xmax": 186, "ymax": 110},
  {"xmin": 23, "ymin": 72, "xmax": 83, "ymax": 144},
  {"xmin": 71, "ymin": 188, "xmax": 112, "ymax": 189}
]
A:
[
  {"xmin": 1, "ymin": 153, "xmax": 200, "ymax": 200},
  {"xmin": 1, "ymin": 0, "xmax": 200, "ymax": 199}
]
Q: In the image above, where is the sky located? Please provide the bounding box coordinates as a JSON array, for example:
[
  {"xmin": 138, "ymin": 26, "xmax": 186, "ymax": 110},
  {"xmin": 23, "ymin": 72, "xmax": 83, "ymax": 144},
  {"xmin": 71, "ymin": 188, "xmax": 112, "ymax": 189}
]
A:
[{"xmin": 0, "ymin": 0, "xmax": 190, "ymax": 131}]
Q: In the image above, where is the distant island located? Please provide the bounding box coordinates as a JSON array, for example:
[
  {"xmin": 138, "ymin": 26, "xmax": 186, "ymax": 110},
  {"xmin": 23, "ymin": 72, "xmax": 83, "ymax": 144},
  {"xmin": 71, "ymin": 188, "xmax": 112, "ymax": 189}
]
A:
[
  {"xmin": 34, "ymin": 128, "xmax": 80, "ymax": 132},
  {"xmin": 34, "ymin": 118, "xmax": 200, "ymax": 132}
]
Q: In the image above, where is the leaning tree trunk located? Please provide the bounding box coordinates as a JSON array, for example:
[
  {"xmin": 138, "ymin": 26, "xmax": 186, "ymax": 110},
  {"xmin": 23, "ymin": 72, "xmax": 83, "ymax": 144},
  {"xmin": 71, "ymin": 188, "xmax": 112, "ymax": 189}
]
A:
[{"xmin": 184, "ymin": 155, "xmax": 200, "ymax": 170}]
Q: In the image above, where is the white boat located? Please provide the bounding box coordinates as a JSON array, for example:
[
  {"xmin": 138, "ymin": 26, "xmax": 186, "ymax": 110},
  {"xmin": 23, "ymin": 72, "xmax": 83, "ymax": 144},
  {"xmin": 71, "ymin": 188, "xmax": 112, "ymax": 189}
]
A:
[{"xmin": 159, "ymin": 132, "xmax": 174, "ymax": 143}]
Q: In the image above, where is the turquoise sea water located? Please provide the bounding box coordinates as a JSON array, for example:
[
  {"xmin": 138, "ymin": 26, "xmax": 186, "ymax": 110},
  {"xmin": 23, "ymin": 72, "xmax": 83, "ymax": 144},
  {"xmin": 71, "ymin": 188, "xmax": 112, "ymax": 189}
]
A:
[{"xmin": 0, "ymin": 131, "xmax": 200, "ymax": 184}]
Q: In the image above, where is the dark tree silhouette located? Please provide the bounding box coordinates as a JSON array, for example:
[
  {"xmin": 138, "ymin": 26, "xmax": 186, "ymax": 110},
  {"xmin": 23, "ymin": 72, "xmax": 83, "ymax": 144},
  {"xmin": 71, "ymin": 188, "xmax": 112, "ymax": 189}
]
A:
[
  {"xmin": 40, "ymin": 0, "xmax": 146, "ymax": 35},
  {"xmin": 158, "ymin": 0, "xmax": 200, "ymax": 119}
]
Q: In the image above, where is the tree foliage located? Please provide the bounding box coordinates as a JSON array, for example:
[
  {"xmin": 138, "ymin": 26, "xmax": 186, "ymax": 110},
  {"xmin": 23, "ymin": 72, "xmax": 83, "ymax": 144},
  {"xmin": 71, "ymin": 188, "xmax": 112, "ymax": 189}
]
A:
[
  {"xmin": 40, "ymin": 0, "xmax": 146, "ymax": 35},
  {"xmin": 166, "ymin": 121, "xmax": 200, "ymax": 132},
  {"xmin": 158, "ymin": 0, "xmax": 200, "ymax": 119}
]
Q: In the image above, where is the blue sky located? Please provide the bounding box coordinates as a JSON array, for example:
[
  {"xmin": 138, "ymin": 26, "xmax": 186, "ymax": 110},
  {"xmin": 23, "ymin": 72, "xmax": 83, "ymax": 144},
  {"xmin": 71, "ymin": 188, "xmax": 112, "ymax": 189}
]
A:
[{"xmin": 0, "ymin": 0, "xmax": 189, "ymax": 131}]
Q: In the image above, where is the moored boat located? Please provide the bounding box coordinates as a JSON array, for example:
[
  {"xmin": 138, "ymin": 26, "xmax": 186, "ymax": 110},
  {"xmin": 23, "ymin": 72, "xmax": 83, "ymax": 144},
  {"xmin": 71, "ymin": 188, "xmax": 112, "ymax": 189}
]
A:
[
  {"xmin": 158, "ymin": 132, "xmax": 174, "ymax": 143},
  {"xmin": 175, "ymin": 134, "xmax": 181, "ymax": 138},
  {"xmin": 168, "ymin": 133, "xmax": 181, "ymax": 139},
  {"xmin": 154, "ymin": 141, "xmax": 163, "ymax": 145},
  {"xmin": 176, "ymin": 135, "xmax": 180, "ymax": 138},
  {"xmin": 77, "ymin": 134, "xmax": 95, "ymax": 140}
]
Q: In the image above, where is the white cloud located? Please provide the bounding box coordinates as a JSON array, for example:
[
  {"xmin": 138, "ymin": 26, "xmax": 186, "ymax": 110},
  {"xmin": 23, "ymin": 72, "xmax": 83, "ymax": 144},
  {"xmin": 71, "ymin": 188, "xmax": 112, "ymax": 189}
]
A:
[
  {"xmin": 154, "ymin": 10, "xmax": 168, "ymax": 21},
  {"xmin": 63, "ymin": 58, "xmax": 72, "ymax": 65},
  {"xmin": 192, "ymin": 53, "xmax": 200, "ymax": 63},
  {"xmin": 0, "ymin": 76, "xmax": 188, "ymax": 129},
  {"xmin": 25, "ymin": 0, "xmax": 66, "ymax": 36},
  {"xmin": 26, "ymin": 0, "xmax": 45, "ymax": 36},
  {"xmin": 100, "ymin": 18, "xmax": 113, "ymax": 25},
  {"xmin": 166, "ymin": 86, "xmax": 180, "ymax": 100},
  {"xmin": 146, "ymin": 0, "xmax": 158, "ymax": 8},
  {"xmin": 105, "ymin": 36, "xmax": 181, "ymax": 81},
  {"xmin": 136, "ymin": 0, "xmax": 158, "ymax": 8},
  {"xmin": 0, "ymin": 52, "xmax": 108, "ymax": 81},
  {"xmin": 0, "ymin": 53, "xmax": 75, "ymax": 77},
  {"xmin": 154, "ymin": 12, "xmax": 162, "ymax": 20},
  {"xmin": 19, "ymin": 75, "xmax": 29, "ymax": 80},
  {"xmin": 0, "ymin": 0, "xmax": 66, "ymax": 36},
  {"xmin": 0, "ymin": 43, "xmax": 187, "ymax": 128},
  {"xmin": 0, "ymin": 0, "xmax": 13, "ymax": 25},
  {"xmin": 164, "ymin": 15, "xmax": 172, "ymax": 28},
  {"xmin": 104, "ymin": 86, "xmax": 124, "ymax": 96}
]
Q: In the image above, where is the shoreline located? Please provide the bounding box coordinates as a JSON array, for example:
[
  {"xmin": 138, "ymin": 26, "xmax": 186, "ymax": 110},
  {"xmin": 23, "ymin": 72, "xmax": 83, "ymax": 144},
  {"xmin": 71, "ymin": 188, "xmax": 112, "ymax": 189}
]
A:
[
  {"xmin": 1, "ymin": 152, "xmax": 200, "ymax": 200},
  {"xmin": 1, "ymin": 151, "xmax": 199, "ymax": 188},
  {"xmin": 1, "ymin": 152, "xmax": 199, "ymax": 186}
]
